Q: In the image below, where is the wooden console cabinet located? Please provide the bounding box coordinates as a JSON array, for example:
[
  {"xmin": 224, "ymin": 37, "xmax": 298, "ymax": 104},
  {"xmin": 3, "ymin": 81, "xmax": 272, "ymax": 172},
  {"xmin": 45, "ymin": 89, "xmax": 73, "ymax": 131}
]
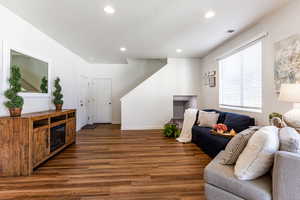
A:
[{"xmin": 0, "ymin": 109, "xmax": 76, "ymax": 177}]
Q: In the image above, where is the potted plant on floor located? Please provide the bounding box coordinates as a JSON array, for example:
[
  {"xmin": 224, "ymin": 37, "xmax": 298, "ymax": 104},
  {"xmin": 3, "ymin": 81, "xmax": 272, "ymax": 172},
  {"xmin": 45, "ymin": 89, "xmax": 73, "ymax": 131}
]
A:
[
  {"xmin": 163, "ymin": 123, "xmax": 180, "ymax": 138},
  {"xmin": 53, "ymin": 77, "xmax": 63, "ymax": 111},
  {"xmin": 4, "ymin": 65, "xmax": 24, "ymax": 117}
]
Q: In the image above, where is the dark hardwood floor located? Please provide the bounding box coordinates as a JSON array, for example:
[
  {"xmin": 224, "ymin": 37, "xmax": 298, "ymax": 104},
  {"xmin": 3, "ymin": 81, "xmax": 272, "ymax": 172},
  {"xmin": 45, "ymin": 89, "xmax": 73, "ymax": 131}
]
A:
[{"xmin": 0, "ymin": 124, "xmax": 211, "ymax": 200}]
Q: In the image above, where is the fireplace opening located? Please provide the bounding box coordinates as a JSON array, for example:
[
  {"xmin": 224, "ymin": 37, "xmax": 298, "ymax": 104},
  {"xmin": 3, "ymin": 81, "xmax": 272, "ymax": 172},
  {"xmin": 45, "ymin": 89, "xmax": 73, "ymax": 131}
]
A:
[
  {"xmin": 50, "ymin": 124, "xmax": 66, "ymax": 152},
  {"xmin": 171, "ymin": 95, "xmax": 197, "ymax": 128}
]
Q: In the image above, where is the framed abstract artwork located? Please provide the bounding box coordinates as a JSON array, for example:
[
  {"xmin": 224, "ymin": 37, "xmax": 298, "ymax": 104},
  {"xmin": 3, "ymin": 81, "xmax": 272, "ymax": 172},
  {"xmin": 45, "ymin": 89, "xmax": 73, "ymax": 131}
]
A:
[{"xmin": 274, "ymin": 34, "xmax": 300, "ymax": 92}]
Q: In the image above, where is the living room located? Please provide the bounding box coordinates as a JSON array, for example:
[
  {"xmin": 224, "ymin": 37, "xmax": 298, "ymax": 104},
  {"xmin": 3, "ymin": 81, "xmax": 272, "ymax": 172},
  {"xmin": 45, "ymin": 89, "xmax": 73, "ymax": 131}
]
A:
[{"xmin": 0, "ymin": 0, "xmax": 299, "ymax": 199}]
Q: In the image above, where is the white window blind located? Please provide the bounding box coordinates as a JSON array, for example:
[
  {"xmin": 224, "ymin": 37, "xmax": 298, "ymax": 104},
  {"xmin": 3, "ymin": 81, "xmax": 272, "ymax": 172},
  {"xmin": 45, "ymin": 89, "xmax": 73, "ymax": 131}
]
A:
[{"xmin": 219, "ymin": 41, "xmax": 262, "ymax": 112}]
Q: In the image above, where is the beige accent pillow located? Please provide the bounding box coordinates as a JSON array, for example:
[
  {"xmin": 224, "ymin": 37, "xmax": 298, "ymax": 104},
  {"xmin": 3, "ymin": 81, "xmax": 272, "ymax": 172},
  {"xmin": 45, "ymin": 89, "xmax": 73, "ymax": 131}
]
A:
[
  {"xmin": 198, "ymin": 111, "xmax": 219, "ymax": 128},
  {"xmin": 197, "ymin": 111, "xmax": 215, "ymax": 124},
  {"xmin": 279, "ymin": 127, "xmax": 300, "ymax": 153},
  {"xmin": 218, "ymin": 127, "xmax": 260, "ymax": 165},
  {"xmin": 234, "ymin": 126, "xmax": 279, "ymax": 180}
]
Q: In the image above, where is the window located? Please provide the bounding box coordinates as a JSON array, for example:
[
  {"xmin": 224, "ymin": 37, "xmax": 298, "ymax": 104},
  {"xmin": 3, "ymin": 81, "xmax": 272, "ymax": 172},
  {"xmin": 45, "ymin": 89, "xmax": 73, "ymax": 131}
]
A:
[{"xmin": 219, "ymin": 41, "xmax": 262, "ymax": 112}]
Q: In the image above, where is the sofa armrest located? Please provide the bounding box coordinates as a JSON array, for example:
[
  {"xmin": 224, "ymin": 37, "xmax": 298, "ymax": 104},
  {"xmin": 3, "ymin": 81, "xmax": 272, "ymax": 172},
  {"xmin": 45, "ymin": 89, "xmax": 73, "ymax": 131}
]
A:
[{"xmin": 273, "ymin": 151, "xmax": 300, "ymax": 200}]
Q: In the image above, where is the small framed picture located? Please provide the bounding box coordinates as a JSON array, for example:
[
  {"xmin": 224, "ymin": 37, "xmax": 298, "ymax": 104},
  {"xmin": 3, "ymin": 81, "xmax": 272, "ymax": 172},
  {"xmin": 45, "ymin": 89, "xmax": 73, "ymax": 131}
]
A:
[{"xmin": 209, "ymin": 77, "xmax": 216, "ymax": 87}]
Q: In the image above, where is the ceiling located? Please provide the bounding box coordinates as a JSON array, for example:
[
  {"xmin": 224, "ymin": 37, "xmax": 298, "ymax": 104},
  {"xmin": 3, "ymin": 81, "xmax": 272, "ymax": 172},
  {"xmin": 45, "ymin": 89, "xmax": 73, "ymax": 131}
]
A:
[{"xmin": 0, "ymin": 0, "xmax": 290, "ymax": 64}]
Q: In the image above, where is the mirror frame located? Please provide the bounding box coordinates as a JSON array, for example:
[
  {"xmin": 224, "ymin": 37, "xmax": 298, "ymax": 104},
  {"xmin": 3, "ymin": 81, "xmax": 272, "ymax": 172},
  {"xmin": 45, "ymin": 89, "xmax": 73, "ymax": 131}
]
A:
[{"xmin": 2, "ymin": 41, "xmax": 52, "ymax": 98}]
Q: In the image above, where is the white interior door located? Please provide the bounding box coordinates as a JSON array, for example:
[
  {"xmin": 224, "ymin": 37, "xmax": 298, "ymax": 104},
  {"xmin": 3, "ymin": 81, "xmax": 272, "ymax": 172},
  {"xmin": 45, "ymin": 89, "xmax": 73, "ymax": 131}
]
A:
[
  {"xmin": 92, "ymin": 78, "xmax": 112, "ymax": 123},
  {"xmin": 79, "ymin": 75, "xmax": 90, "ymax": 128}
]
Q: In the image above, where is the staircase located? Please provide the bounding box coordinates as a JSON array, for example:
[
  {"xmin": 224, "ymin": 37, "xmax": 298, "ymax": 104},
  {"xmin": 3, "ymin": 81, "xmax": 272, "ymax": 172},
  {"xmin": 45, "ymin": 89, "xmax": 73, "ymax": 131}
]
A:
[
  {"xmin": 21, "ymin": 78, "xmax": 40, "ymax": 92},
  {"xmin": 123, "ymin": 58, "xmax": 168, "ymax": 95},
  {"xmin": 121, "ymin": 58, "xmax": 201, "ymax": 130}
]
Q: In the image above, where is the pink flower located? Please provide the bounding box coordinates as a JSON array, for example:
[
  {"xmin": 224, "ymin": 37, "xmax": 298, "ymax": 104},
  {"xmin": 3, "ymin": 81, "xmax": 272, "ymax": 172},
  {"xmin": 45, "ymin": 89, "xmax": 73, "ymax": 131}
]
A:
[{"xmin": 213, "ymin": 123, "xmax": 228, "ymax": 132}]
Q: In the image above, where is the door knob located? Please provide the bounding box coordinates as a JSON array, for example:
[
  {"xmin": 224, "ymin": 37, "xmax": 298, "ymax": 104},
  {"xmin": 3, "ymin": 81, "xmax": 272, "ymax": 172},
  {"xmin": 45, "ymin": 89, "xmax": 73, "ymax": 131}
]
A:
[{"xmin": 109, "ymin": 102, "xmax": 112, "ymax": 105}]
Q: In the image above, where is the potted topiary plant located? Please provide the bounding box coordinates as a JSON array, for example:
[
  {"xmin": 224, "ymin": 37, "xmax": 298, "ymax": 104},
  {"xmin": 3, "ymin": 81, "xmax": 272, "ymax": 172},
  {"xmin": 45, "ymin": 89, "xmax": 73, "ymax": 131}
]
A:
[
  {"xmin": 4, "ymin": 65, "xmax": 24, "ymax": 117},
  {"xmin": 53, "ymin": 77, "xmax": 63, "ymax": 111},
  {"xmin": 40, "ymin": 76, "xmax": 48, "ymax": 93}
]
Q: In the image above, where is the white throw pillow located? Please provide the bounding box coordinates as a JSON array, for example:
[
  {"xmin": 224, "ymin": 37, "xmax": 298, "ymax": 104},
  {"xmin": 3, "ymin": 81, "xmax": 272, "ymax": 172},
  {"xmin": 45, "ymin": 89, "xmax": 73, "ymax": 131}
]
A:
[
  {"xmin": 234, "ymin": 126, "xmax": 279, "ymax": 180},
  {"xmin": 279, "ymin": 127, "xmax": 300, "ymax": 153},
  {"xmin": 198, "ymin": 111, "xmax": 219, "ymax": 128}
]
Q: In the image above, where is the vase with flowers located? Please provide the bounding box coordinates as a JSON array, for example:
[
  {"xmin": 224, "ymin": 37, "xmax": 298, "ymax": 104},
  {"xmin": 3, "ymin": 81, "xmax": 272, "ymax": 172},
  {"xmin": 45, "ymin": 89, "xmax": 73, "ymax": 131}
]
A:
[
  {"xmin": 213, "ymin": 124, "xmax": 228, "ymax": 134},
  {"xmin": 212, "ymin": 124, "xmax": 237, "ymax": 137}
]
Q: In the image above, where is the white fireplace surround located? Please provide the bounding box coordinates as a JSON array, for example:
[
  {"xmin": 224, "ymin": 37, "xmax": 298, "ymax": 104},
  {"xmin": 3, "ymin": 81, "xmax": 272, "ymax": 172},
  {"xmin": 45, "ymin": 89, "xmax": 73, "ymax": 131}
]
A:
[{"xmin": 173, "ymin": 95, "xmax": 197, "ymax": 120}]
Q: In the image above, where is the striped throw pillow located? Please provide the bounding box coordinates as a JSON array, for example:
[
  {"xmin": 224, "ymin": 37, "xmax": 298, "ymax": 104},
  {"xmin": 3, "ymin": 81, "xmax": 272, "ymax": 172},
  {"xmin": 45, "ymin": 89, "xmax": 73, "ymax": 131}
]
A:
[{"xmin": 218, "ymin": 127, "xmax": 260, "ymax": 165}]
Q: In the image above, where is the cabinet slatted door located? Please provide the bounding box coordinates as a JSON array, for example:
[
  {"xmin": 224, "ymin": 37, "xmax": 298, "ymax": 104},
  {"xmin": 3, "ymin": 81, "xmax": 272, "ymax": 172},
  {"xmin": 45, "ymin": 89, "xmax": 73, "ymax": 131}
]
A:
[
  {"xmin": 66, "ymin": 119, "xmax": 76, "ymax": 144},
  {"xmin": 32, "ymin": 128, "xmax": 49, "ymax": 167},
  {"xmin": 0, "ymin": 118, "xmax": 30, "ymax": 176}
]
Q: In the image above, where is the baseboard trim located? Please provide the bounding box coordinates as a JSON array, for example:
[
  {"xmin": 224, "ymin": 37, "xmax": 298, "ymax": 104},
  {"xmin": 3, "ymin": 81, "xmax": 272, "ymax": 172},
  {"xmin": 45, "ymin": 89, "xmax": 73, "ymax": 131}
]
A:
[
  {"xmin": 112, "ymin": 121, "xmax": 121, "ymax": 125},
  {"xmin": 121, "ymin": 125, "xmax": 163, "ymax": 131}
]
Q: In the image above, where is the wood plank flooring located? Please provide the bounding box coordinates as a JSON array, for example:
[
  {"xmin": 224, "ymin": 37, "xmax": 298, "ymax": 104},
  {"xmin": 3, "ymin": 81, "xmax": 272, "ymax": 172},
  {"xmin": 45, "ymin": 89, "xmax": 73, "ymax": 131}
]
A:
[{"xmin": 0, "ymin": 124, "xmax": 211, "ymax": 200}]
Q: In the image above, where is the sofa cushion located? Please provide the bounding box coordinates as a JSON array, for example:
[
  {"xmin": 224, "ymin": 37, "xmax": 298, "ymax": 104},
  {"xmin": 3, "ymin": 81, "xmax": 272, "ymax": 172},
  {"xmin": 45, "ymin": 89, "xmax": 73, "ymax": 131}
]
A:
[
  {"xmin": 203, "ymin": 109, "xmax": 227, "ymax": 124},
  {"xmin": 235, "ymin": 126, "xmax": 279, "ymax": 180},
  {"xmin": 223, "ymin": 113, "xmax": 253, "ymax": 133},
  {"xmin": 279, "ymin": 127, "xmax": 300, "ymax": 153},
  {"xmin": 205, "ymin": 184, "xmax": 244, "ymax": 200},
  {"xmin": 204, "ymin": 152, "xmax": 272, "ymax": 200},
  {"xmin": 192, "ymin": 126, "xmax": 213, "ymax": 142},
  {"xmin": 192, "ymin": 126, "xmax": 230, "ymax": 157},
  {"xmin": 198, "ymin": 111, "xmax": 219, "ymax": 128}
]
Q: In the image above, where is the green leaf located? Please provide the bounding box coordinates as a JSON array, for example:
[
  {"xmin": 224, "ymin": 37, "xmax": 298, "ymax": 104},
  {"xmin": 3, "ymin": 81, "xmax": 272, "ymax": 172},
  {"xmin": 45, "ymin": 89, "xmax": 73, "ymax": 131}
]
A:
[{"xmin": 163, "ymin": 123, "xmax": 180, "ymax": 138}]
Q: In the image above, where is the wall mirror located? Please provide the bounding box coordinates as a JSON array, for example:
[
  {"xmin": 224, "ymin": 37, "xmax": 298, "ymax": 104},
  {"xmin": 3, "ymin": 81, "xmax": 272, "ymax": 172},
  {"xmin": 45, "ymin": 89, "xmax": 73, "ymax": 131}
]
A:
[
  {"xmin": 2, "ymin": 42, "xmax": 51, "ymax": 97},
  {"xmin": 11, "ymin": 50, "xmax": 49, "ymax": 93}
]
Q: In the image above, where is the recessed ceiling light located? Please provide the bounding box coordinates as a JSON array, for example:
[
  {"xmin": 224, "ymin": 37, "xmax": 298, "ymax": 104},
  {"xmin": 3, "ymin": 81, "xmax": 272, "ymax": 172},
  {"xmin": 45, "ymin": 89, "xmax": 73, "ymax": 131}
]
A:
[
  {"xmin": 104, "ymin": 6, "xmax": 115, "ymax": 14},
  {"xmin": 204, "ymin": 10, "xmax": 216, "ymax": 19},
  {"xmin": 120, "ymin": 47, "xmax": 127, "ymax": 52},
  {"xmin": 176, "ymin": 49, "xmax": 183, "ymax": 53}
]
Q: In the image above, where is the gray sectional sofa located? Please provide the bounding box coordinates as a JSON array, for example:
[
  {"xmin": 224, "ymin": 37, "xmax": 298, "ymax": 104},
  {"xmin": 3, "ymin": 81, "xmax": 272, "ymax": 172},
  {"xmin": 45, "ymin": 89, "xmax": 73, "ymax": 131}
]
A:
[{"xmin": 204, "ymin": 151, "xmax": 300, "ymax": 200}]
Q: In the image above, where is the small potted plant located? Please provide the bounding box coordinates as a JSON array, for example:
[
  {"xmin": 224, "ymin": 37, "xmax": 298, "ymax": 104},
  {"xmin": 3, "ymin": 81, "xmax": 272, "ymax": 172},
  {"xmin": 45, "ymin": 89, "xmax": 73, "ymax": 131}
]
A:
[
  {"xmin": 53, "ymin": 77, "xmax": 63, "ymax": 110},
  {"xmin": 163, "ymin": 123, "xmax": 181, "ymax": 138},
  {"xmin": 269, "ymin": 112, "xmax": 284, "ymax": 128},
  {"xmin": 4, "ymin": 65, "xmax": 24, "ymax": 117}
]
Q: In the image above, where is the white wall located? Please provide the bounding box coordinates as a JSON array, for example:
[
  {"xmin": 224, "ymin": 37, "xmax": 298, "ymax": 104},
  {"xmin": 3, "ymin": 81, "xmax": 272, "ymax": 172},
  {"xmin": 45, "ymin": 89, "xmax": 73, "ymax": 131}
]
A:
[
  {"xmin": 0, "ymin": 4, "xmax": 168, "ymax": 130},
  {"xmin": 199, "ymin": 1, "xmax": 299, "ymax": 125},
  {"xmin": 0, "ymin": 5, "xmax": 89, "ymax": 130},
  {"xmin": 121, "ymin": 58, "xmax": 201, "ymax": 130},
  {"xmin": 84, "ymin": 59, "xmax": 166, "ymax": 124}
]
